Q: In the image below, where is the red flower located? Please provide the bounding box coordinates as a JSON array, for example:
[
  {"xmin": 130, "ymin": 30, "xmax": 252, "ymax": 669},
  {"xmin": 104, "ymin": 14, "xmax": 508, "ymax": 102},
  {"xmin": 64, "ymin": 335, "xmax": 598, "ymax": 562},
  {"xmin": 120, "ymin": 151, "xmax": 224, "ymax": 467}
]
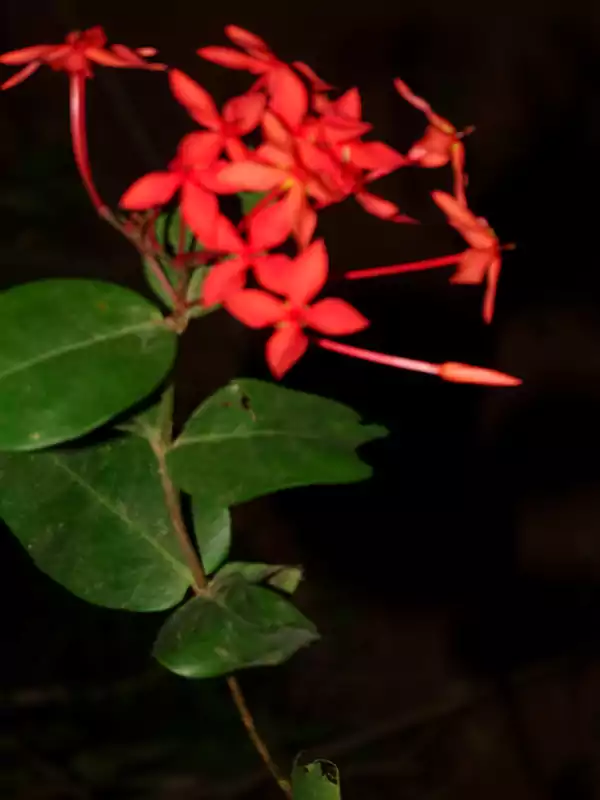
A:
[
  {"xmin": 120, "ymin": 132, "xmax": 227, "ymax": 246},
  {"xmin": 198, "ymin": 25, "xmax": 308, "ymax": 130},
  {"xmin": 394, "ymin": 78, "xmax": 469, "ymax": 204},
  {"xmin": 224, "ymin": 239, "xmax": 369, "ymax": 378},
  {"xmin": 0, "ymin": 26, "xmax": 163, "ymax": 89},
  {"xmin": 169, "ymin": 69, "xmax": 265, "ymax": 162},
  {"xmin": 432, "ymin": 191, "xmax": 501, "ymax": 324}
]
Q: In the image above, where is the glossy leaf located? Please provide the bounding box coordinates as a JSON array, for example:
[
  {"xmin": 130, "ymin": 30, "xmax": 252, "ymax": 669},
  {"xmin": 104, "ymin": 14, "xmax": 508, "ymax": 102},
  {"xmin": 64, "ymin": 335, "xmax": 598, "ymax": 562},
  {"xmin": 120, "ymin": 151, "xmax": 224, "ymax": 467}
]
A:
[
  {"xmin": 0, "ymin": 280, "xmax": 176, "ymax": 451},
  {"xmin": 167, "ymin": 379, "xmax": 387, "ymax": 505},
  {"xmin": 0, "ymin": 436, "xmax": 191, "ymax": 611},
  {"xmin": 214, "ymin": 561, "xmax": 303, "ymax": 594},
  {"xmin": 153, "ymin": 577, "xmax": 319, "ymax": 678},
  {"xmin": 191, "ymin": 495, "xmax": 231, "ymax": 574},
  {"xmin": 240, "ymin": 191, "xmax": 267, "ymax": 216},
  {"xmin": 118, "ymin": 386, "xmax": 174, "ymax": 444},
  {"xmin": 292, "ymin": 760, "xmax": 341, "ymax": 800}
]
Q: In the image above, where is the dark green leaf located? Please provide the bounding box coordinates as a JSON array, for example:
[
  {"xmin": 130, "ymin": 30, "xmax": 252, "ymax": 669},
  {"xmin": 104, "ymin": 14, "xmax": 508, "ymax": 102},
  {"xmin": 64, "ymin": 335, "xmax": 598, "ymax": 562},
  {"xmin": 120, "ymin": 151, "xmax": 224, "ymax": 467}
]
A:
[
  {"xmin": 0, "ymin": 436, "xmax": 191, "ymax": 611},
  {"xmin": 292, "ymin": 760, "xmax": 341, "ymax": 800},
  {"xmin": 118, "ymin": 386, "xmax": 174, "ymax": 445},
  {"xmin": 191, "ymin": 495, "xmax": 231, "ymax": 574},
  {"xmin": 214, "ymin": 562, "xmax": 303, "ymax": 594},
  {"xmin": 153, "ymin": 577, "xmax": 318, "ymax": 678},
  {"xmin": 239, "ymin": 191, "xmax": 267, "ymax": 216},
  {"xmin": 167, "ymin": 379, "xmax": 387, "ymax": 505},
  {"xmin": 0, "ymin": 280, "xmax": 176, "ymax": 451}
]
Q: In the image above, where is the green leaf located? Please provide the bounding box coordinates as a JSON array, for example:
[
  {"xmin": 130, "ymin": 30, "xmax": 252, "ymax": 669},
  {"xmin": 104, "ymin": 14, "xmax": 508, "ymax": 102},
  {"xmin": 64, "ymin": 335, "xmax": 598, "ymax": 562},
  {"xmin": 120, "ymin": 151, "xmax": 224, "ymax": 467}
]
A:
[
  {"xmin": 0, "ymin": 280, "xmax": 176, "ymax": 451},
  {"xmin": 167, "ymin": 379, "xmax": 387, "ymax": 505},
  {"xmin": 0, "ymin": 436, "xmax": 191, "ymax": 611},
  {"xmin": 143, "ymin": 257, "xmax": 180, "ymax": 311},
  {"xmin": 153, "ymin": 577, "xmax": 318, "ymax": 678},
  {"xmin": 292, "ymin": 759, "xmax": 341, "ymax": 800},
  {"xmin": 214, "ymin": 562, "xmax": 303, "ymax": 594},
  {"xmin": 117, "ymin": 386, "xmax": 174, "ymax": 445},
  {"xmin": 192, "ymin": 496, "xmax": 231, "ymax": 574},
  {"xmin": 239, "ymin": 191, "xmax": 267, "ymax": 216},
  {"xmin": 185, "ymin": 267, "xmax": 208, "ymax": 304}
]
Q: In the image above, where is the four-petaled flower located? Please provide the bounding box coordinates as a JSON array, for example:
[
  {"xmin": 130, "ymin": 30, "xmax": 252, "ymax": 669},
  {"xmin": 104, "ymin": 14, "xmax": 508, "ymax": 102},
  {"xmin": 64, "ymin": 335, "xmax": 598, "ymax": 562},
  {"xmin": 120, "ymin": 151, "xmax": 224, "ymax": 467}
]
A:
[
  {"xmin": 432, "ymin": 191, "xmax": 501, "ymax": 324},
  {"xmin": 169, "ymin": 69, "xmax": 265, "ymax": 162},
  {"xmin": 0, "ymin": 26, "xmax": 163, "ymax": 90},
  {"xmin": 224, "ymin": 240, "xmax": 370, "ymax": 377}
]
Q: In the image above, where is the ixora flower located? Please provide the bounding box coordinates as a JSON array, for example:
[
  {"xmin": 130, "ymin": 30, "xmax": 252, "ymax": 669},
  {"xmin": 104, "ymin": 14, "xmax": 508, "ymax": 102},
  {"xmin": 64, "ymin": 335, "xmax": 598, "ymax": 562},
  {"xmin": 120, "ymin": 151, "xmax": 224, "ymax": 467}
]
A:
[
  {"xmin": 224, "ymin": 240, "xmax": 369, "ymax": 378},
  {"xmin": 0, "ymin": 27, "xmax": 163, "ymax": 215},
  {"xmin": 198, "ymin": 25, "xmax": 309, "ymax": 130},
  {"xmin": 0, "ymin": 26, "xmax": 163, "ymax": 89},
  {"xmin": 346, "ymin": 191, "xmax": 505, "ymax": 324},
  {"xmin": 169, "ymin": 69, "xmax": 265, "ymax": 162},
  {"xmin": 394, "ymin": 78, "xmax": 470, "ymax": 205}
]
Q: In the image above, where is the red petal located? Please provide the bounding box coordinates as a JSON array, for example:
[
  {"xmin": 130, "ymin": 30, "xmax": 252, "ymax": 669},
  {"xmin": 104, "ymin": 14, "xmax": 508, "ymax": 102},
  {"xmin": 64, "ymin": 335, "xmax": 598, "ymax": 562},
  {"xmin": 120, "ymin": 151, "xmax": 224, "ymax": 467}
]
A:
[
  {"xmin": 119, "ymin": 171, "xmax": 180, "ymax": 209},
  {"xmin": 179, "ymin": 131, "xmax": 223, "ymax": 170},
  {"xmin": 287, "ymin": 238, "xmax": 328, "ymax": 305},
  {"xmin": 261, "ymin": 110, "xmax": 294, "ymax": 149},
  {"xmin": 81, "ymin": 27, "xmax": 107, "ymax": 48},
  {"xmin": 304, "ymin": 298, "xmax": 369, "ymax": 335},
  {"xmin": 355, "ymin": 191, "xmax": 400, "ymax": 220},
  {"xmin": 224, "ymin": 289, "xmax": 285, "ymax": 328},
  {"xmin": 180, "ymin": 181, "xmax": 219, "ymax": 244},
  {"xmin": 224, "ymin": 26, "xmax": 272, "ymax": 58},
  {"xmin": 256, "ymin": 140, "xmax": 294, "ymax": 169},
  {"xmin": 451, "ymin": 248, "xmax": 492, "ymax": 284},
  {"xmin": 351, "ymin": 141, "xmax": 406, "ymax": 175},
  {"xmin": 86, "ymin": 47, "xmax": 138, "ymax": 68},
  {"xmin": 197, "ymin": 46, "xmax": 265, "ymax": 73},
  {"xmin": 223, "ymin": 92, "xmax": 266, "ymax": 134},
  {"xmin": 0, "ymin": 45, "xmax": 57, "ymax": 64},
  {"xmin": 253, "ymin": 254, "xmax": 293, "ymax": 295},
  {"xmin": 200, "ymin": 212, "xmax": 244, "ymax": 253},
  {"xmin": 169, "ymin": 69, "xmax": 221, "ymax": 129},
  {"xmin": 393, "ymin": 77, "xmax": 432, "ymax": 114},
  {"xmin": 267, "ymin": 66, "xmax": 308, "ymax": 130},
  {"xmin": 202, "ymin": 257, "xmax": 247, "ymax": 306},
  {"xmin": 198, "ymin": 159, "xmax": 243, "ymax": 194},
  {"xmin": 1, "ymin": 61, "xmax": 41, "ymax": 89},
  {"xmin": 432, "ymin": 191, "xmax": 495, "ymax": 248},
  {"xmin": 249, "ymin": 196, "xmax": 293, "ymax": 251},
  {"xmin": 292, "ymin": 60, "xmax": 333, "ymax": 91},
  {"xmin": 293, "ymin": 204, "xmax": 317, "ymax": 249},
  {"xmin": 218, "ymin": 160, "xmax": 286, "ymax": 191},
  {"xmin": 332, "ymin": 87, "xmax": 361, "ymax": 120},
  {"xmin": 266, "ymin": 325, "xmax": 308, "ymax": 378},
  {"xmin": 482, "ymin": 256, "xmax": 501, "ymax": 324},
  {"xmin": 438, "ymin": 362, "xmax": 521, "ymax": 386}
]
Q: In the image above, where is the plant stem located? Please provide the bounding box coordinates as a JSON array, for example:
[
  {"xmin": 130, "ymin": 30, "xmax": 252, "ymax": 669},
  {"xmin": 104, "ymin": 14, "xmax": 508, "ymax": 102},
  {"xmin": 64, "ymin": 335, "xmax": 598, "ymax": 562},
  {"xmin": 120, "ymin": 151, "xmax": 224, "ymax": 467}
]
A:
[
  {"xmin": 227, "ymin": 675, "xmax": 292, "ymax": 798},
  {"xmin": 152, "ymin": 441, "xmax": 291, "ymax": 796}
]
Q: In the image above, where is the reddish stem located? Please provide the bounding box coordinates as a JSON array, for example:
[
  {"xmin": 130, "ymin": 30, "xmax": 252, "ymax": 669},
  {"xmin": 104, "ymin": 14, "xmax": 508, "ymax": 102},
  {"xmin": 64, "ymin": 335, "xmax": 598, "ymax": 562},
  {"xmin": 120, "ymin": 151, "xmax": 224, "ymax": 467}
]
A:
[
  {"xmin": 69, "ymin": 72, "xmax": 108, "ymax": 216},
  {"xmin": 345, "ymin": 252, "xmax": 466, "ymax": 281}
]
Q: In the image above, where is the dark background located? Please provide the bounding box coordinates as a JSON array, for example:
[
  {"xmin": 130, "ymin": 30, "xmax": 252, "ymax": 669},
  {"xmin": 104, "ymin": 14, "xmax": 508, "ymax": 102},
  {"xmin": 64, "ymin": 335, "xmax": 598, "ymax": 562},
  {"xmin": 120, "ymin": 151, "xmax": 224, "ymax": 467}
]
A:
[{"xmin": 2, "ymin": 0, "xmax": 600, "ymax": 798}]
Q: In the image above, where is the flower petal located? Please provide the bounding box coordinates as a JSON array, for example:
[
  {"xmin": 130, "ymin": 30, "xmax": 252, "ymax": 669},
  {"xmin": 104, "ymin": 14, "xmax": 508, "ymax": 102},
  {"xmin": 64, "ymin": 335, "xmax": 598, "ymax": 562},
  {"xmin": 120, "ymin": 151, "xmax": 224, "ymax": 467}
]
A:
[
  {"xmin": 394, "ymin": 77, "xmax": 432, "ymax": 115},
  {"xmin": 256, "ymin": 140, "xmax": 294, "ymax": 169},
  {"xmin": 438, "ymin": 362, "xmax": 521, "ymax": 386},
  {"xmin": 225, "ymin": 26, "xmax": 272, "ymax": 58},
  {"xmin": 292, "ymin": 60, "xmax": 333, "ymax": 91},
  {"xmin": 293, "ymin": 204, "xmax": 317, "ymax": 249},
  {"xmin": 197, "ymin": 46, "xmax": 265, "ymax": 73},
  {"xmin": 482, "ymin": 256, "xmax": 501, "ymax": 325},
  {"xmin": 180, "ymin": 181, "xmax": 219, "ymax": 244},
  {"xmin": 287, "ymin": 238, "xmax": 329, "ymax": 305},
  {"xmin": 248, "ymin": 195, "xmax": 294, "ymax": 251},
  {"xmin": 86, "ymin": 47, "xmax": 140, "ymax": 68},
  {"xmin": 351, "ymin": 141, "xmax": 406, "ymax": 177},
  {"xmin": 266, "ymin": 325, "xmax": 309, "ymax": 379},
  {"xmin": 304, "ymin": 298, "xmax": 370, "ymax": 335},
  {"xmin": 355, "ymin": 191, "xmax": 401, "ymax": 220},
  {"xmin": 218, "ymin": 160, "xmax": 286, "ymax": 191},
  {"xmin": 119, "ymin": 171, "xmax": 180, "ymax": 209},
  {"xmin": 200, "ymin": 212, "xmax": 244, "ymax": 253},
  {"xmin": 169, "ymin": 69, "xmax": 221, "ymax": 129},
  {"xmin": 0, "ymin": 45, "xmax": 57, "ymax": 65},
  {"xmin": 1, "ymin": 61, "xmax": 41, "ymax": 89},
  {"xmin": 432, "ymin": 191, "xmax": 495, "ymax": 248},
  {"xmin": 332, "ymin": 87, "xmax": 361, "ymax": 120},
  {"xmin": 253, "ymin": 254, "xmax": 294, "ymax": 295},
  {"xmin": 267, "ymin": 66, "xmax": 308, "ymax": 130},
  {"xmin": 451, "ymin": 248, "xmax": 492, "ymax": 285},
  {"xmin": 179, "ymin": 131, "xmax": 223, "ymax": 170},
  {"xmin": 223, "ymin": 92, "xmax": 266, "ymax": 134},
  {"xmin": 202, "ymin": 257, "xmax": 247, "ymax": 306},
  {"xmin": 224, "ymin": 289, "xmax": 285, "ymax": 328}
]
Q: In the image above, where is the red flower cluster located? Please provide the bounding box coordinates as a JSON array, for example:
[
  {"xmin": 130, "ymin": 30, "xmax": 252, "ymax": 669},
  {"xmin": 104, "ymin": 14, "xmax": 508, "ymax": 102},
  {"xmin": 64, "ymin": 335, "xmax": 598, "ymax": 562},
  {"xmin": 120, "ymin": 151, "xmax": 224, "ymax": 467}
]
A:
[{"xmin": 0, "ymin": 24, "xmax": 520, "ymax": 386}]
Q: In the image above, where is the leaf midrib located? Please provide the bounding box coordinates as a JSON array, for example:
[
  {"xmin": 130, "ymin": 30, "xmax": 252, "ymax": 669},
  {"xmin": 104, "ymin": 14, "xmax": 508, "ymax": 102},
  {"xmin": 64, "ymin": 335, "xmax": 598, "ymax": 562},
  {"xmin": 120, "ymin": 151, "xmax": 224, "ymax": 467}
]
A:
[
  {"xmin": 50, "ymin": 454, "xmax": 191, "ymax": 581},
  {"xmin": 173, "ymin": 429, "xmax": 344, "ymax": 448},
  {"xmin": 0, "ymin": 319, "xmax": 163, "ymax": 382}
]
